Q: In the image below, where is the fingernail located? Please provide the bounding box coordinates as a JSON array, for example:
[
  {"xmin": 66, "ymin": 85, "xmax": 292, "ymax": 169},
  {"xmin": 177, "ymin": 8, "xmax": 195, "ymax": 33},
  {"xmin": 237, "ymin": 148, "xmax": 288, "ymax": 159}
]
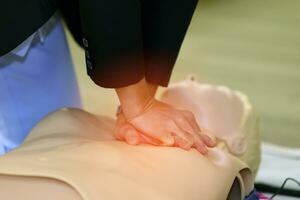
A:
[
  {"xmin": 128, "ymin": 137, "xmax": 138, "ymax": 145},
  {"xmin": 207, "ymin": 137, "xmax": 214, "ymax": 144},
  {"xmin": 127, "ymin": 132, "xmax": 139, "ymax": 145},
  {"xmin": 161, "ymin": 135, "xmax": 175, "ymax": 146},
  {"xmin": 204, "ymin": 135, "xmax": 216, "ymax": 146},
  {"xmin": 115, "ymin": 134, "xmax": 122, "ymax": 140},
  {"xmin": 177, "ymin": 137, "xmax": 192, "ymax": 150},
  {"xmin": 197, "ymin": 146, "xmax": 208, "ymax": 154}
]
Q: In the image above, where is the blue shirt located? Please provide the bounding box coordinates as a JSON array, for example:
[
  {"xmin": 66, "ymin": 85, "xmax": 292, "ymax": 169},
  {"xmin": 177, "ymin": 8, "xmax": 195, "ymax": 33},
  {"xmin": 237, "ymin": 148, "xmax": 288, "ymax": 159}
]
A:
[{"xmin": 0, "ymin": 12, "xmax": 82, "ymax": 155}]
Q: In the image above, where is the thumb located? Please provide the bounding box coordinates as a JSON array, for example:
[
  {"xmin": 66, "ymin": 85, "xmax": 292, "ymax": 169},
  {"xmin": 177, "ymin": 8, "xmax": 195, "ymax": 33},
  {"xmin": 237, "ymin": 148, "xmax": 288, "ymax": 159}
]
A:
[{"xmin": 125, "ymin": 128, "xmax": 140, "ymax": 145}]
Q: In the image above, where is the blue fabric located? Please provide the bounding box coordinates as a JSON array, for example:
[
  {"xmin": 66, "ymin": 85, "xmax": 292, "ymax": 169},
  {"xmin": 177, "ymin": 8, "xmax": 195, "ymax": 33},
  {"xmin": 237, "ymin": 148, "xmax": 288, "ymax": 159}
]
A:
[
  {"xmin": 245, "ymin": 189, "xmax": 260, "ymax": 200},
  {"xmin": 0, "ymin": 17, "xmax": 82, "ymax": 155}
]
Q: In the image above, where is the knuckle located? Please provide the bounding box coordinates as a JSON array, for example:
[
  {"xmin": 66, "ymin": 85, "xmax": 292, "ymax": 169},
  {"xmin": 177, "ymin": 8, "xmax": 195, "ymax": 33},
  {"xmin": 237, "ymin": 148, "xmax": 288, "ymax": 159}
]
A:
[
  {"xmin": 166, "ymin": 118, "xmax": 176, "ymax": 126},
  {"xmin": 177, "ymin": 115, "xmax": 186, "ymax": 124},
  {"xmin": 184, "ymin": 110, "xmax": 194, "ymax": 118},
  {"xmin": 164, "ymin": 119, "xmax": 175, "ymax": 131},
  {"xmin": 195, "ymin": 139, "xmax": 205, "ymax": 147}
]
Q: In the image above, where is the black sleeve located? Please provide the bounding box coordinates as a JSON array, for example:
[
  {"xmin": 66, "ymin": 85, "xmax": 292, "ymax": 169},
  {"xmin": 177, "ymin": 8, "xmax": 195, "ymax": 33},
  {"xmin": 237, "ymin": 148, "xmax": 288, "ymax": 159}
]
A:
[
  {"xmin": 74, "ymin": 0, "xmax": 197, "ymax": 88},
  {"xmin": 59, "ymin": 0, "xmax": 84, "ymax": 48},
  {"xmin": 77, "ymin": 0, "xmax": 145, "ymax": 88},
  {"xmin": 141, "ymin": 0, "xmax": 198, "ymax": 87}
]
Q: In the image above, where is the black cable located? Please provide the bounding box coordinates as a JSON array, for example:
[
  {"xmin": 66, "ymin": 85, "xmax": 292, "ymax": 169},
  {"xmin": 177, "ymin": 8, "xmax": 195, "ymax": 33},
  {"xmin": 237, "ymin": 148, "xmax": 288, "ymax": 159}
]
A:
[{"xmin": 270, "ymin": 177, "xmax": 300, "ymax": 199}]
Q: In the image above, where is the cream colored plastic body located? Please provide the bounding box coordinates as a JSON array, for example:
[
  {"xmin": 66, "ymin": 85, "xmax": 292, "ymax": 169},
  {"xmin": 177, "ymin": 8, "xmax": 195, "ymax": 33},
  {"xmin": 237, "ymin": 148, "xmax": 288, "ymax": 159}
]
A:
[{"xmin": 0, "ymin": 80, "xmax": 259, "ymax": 200}]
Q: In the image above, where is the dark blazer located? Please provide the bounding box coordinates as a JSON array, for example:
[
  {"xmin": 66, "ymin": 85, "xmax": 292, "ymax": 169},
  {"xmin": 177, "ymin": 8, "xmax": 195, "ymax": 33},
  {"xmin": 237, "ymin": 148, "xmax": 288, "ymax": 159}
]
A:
[{"xmin": 0, "ymin": 0, "xmax": 198, "ymax": 88}]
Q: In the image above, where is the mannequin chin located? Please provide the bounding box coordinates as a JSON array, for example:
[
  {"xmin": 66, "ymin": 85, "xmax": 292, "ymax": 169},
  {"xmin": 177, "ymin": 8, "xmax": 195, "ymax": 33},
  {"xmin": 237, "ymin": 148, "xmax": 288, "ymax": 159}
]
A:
[{"xmin": 0, "ymin": 80, "xmax": 259, "ymax": 200}]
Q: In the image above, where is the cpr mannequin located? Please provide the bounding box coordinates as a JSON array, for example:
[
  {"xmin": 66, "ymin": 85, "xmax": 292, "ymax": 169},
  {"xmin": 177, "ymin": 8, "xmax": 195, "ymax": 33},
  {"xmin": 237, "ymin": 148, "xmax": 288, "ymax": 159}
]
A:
[
  {"xmin": 161, "ymin": 77, "xmax": 261, "ymax": 176},
  {"xmin": 0, "ymin": 78, "xmax": 260, "ymax": 200}
]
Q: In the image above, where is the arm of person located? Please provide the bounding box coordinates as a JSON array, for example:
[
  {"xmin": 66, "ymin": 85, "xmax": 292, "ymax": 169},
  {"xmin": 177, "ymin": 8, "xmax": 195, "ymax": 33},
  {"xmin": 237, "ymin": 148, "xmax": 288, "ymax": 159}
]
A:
[{"xmin": 75, "ymin": 0, "xmax": 214, "ymax": 152}]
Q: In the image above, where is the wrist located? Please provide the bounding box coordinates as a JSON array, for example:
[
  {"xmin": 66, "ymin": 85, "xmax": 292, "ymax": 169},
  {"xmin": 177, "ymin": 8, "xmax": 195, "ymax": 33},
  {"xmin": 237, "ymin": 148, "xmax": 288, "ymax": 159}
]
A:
[
  {"xmin": 147, "ymin": 82, "xmax": 158, "ymax": 98},
  {"xmin": 115, "ymin": 78, "xmax": 152, "ymax": 119}
]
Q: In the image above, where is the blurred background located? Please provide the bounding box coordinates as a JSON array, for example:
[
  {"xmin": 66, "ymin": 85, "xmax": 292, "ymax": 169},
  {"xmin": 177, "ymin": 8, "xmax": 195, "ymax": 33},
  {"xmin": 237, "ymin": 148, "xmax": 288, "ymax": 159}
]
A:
[{"xmin": 66, "ymin": 0, "xmax": 300, "ymax": 148}]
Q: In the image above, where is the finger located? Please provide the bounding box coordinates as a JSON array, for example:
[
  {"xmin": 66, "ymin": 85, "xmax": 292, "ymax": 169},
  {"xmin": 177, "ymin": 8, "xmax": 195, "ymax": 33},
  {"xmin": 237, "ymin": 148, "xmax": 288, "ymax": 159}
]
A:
[
  {"xmin": 169, "ymin": 124, "xmax": 194, "ymax": 150},
  {"xmin": 117, "ymin": 122, "xmax": 160, "ymax": 145},
  {"xmin": 114, "ymin": 123, "xmax": 130, "ymax": 141},
  {"xmin": 199, "ymin": 128, "xmax": 217, "ymax": 147},
  {"xmin": 182, "ymin": 111, "xmax": 201, "ymax": 132},
  {"xmin": 129, "ymin": 118, "xmax": 175, "ymax": 146},
  {"xmin": 201, "ymin": 134, "xmax": 216, "ymax": 147},
  {"xmin": 171, "ymin": 132, "xmax": 192, "ymax": 150},
  {"xmin": 160, "ymin": 134, "xmax": 175, "ymax": 146},
  {"xmin": 167, "ymin": 119, "xmax": 194, "ymax": 145},
  {"xmin": 142, "ymin": 131, "xmax": 174, "ymax": 146},
  {"xmin": 125, "ymin": 128, "xmax": 140, "ymax": 145},
  {"xmin": 173, "ymin": 115, "xmax": 195, "ymax": 136},
  {"xmin": 138, "ymin": 133, "xmax": 162, "ymax": 146},
  {"xmin": 173, "ymin": 116, "xmax": 202, "ymax": 151},
  {"xmin": 181, "ymin": 111, "xmax": 216, "ymax": 148},
  {"xmin": 118, "ymin": 119, "xmax": 161, "ymax": 145},
  {"xmin": 193, "ymin": 133, "xmax": 208, "ymax": 154},
  {"xmin": 114, "ymin": 131, "xmax": 124, "ymax": 140}
]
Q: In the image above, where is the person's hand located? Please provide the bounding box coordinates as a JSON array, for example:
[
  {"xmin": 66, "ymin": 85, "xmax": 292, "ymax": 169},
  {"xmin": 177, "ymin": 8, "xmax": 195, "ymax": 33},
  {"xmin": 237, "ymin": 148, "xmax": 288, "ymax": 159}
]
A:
[
  {"xmin": 114, "ymin": 106, "xmax": 161, "ymax": 145},
  {"xmin": 114, "ymin": 106, "xmax": 216, "ymax": 154},
  {"xmin": 125, "ymin": 98, "xmax": 216, "ymax": 154},
  {"xmin": 115, "ymin": 78, "xmax": 216, "ymax": 154}
]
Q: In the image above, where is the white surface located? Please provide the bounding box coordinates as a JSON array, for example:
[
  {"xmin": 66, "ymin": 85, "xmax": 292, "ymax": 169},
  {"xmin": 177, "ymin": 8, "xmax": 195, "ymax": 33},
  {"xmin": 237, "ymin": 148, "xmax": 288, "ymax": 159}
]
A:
[{"xmin": 256, "ymin": 143, "xmax": 300, "ymax": 190}]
